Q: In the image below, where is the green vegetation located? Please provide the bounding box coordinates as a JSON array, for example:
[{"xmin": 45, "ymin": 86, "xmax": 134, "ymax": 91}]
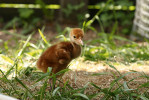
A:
[
  {"xmin": 0, "ymin": 28, "xmax": 149, "ymax": 99},
  {"xmin": 84, "ymin": 32, "xmax": 149, "ymax": 63},
  {"xmin": 0, "ymin": 26, "xmax": 149, "ymax": 99},
  {"xmin": 0, "ymin": 0, "xmax": 149, "ymax": 99},
  {"xmin": 3, "ymin": 8, "xmax": 41, "ymax": 35}
]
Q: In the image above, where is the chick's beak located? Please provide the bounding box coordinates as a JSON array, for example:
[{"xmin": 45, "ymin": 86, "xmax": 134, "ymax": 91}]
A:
[{"xmin": 78, "ymin": 39, "xmax": 83, "ymax": 45}]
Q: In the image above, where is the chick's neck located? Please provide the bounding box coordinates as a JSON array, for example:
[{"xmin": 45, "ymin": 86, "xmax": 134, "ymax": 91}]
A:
[{"xmin": 70, "ymin": 42, "xmax": 81, "ymax": 59}]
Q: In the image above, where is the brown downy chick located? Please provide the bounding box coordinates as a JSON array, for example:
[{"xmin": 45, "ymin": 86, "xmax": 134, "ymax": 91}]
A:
[{"xmin": 37, "ymin": 28, "xmax": 84, "ymax": 75}]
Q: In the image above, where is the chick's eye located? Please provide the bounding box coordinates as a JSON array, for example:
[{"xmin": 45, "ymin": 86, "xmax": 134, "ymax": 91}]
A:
[{"xmin": 73, "ymin": 36, "xmax": 76, "ymax": 38}]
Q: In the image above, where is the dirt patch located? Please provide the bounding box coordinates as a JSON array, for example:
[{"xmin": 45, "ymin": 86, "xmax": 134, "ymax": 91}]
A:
[{"xmin": 61, "ymin": 59, "xmax": 149, "ymax": 99}]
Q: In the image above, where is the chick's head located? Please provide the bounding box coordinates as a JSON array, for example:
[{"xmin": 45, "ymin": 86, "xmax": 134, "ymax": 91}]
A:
[{"xmin": 70, "ymin": 28, "xmax": 84, "ymax": 45}]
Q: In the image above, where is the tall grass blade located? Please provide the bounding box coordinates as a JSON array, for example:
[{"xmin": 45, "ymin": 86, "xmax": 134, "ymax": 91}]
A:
[
  {"xmin": 38, "ymin": 78, "xmax": 48, "ymax": 100},
  {"xmin": 138, "ymin": 95, "xmax": 149, "ymax": 100},
  {"xmin": 17, "ymin": 35, "xmax": 32, "ymax": 57},
  {"xmin": 110, "ymin": 21, "xmax": 118, "ymax": 36},
  {"xmin": 2, "ymin": 30, "xmax": 27, "ymax": 39},
  {"xmin": 80, "ymin": 82, "xmax": 90, "ymax": 94},
  {"xmin": 35, "ymin": 67, "xmax": 52, "ymax": 83},
  {"xmin": 139, "ymin": 82, "xmax": 149, "ymax": 88},
  {"xmin": 116, "ymin": 95, "xmax": 119, "ymax": 100},
  {"xmin": 15, "ymin": 77, "xmax": 33, "ymax": 97},
  {"xmin": 51, "ymin": 73, "xmax": 56, "ymax": 90},
  {"xmin": 0, "ymin": 54, "xmax": 14, "ymax": 65},
  {"xmin": 21, "ymin": 40, "xmax": 38, "ymax": 49},
  {"xmin": 82, "ymin": 21, "xmax": 86, "ymax": 32},
  {"xmin": 73, "ymin": 93, "xmax": 89, "ymax": 100},
  {"xmin": 47, "ymin": 67, "xmax": 52, "ymax": 73},
  {"xmin": 123, "ymin": 81, "xmax": 135, "ymax": 92},
  {"xmin": 38, "ymin": 29, "xmax": 49, "ymax": 45},
  {"xmin": 108, "ymin": 64, "xmax": 121, "ymax": 76},
  {"xmin": 63, "ymin": 80, "xmax": 69, "ymax": 89},
  {"xmin": 114, "ymin": 35, "xmax": 134, "ymax": 43},
  {"xmin": 90, "ymin": 82, "xmax": 101, "ymax": 90},
  {"xmin": 91, "ymin": 72, "xmax": 110, "ymax": 76},
  {"xmin": 95, "ymin": 15, "xmax": 105, "ymax": 33},
  {"xmin": 0, "ymin": 84, "xmax": 10, "ymax": 95},
  {"xmin": 52, "ymin": 87, "xmax": 60, "ymax": 96},
  {"xmin": 55, "ymin": 69, "xmax": 70, "ymax": 76},
  {"xmin": 85, "ymin": 0, "xmax": 112, "ymax": 28},
  {"xmin": 5, "ymin": 63, "xmax": 16, "ymax": 77},
  {"xmin": 56, "ymin": 35, "xmax": 68, "ymax": 41},
  {"xmin": 123, "ymin": 81, "xmax": 129, "ymax": 90},
  {"xmin": 35, "ymin": 72, "xmax": 50, "ymax": 83},
  {"xmin": 26, "ymin": 49, "xmax": 42, "ymax": 57},
  {"xmin": 65, "ymin": 88, "xmax": 83, "ymax": 95},
  {"xmin": 112, "ymin": 72, "xmax": 137, "ymax": 84},
  {"xmin": 88, "ymin": 26, "xmax": 98, "ymax": 33},
  {"xmin": 0, "ymin": 69, "xmax": 18, "ymax": 95},
  {"xmin": 88, "ymin": 92, "xmax": 103, "ymax": 100}
]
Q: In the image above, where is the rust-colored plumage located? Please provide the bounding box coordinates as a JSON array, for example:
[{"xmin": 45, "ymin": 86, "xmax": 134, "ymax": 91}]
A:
[{"xmin": 37, "ymin": 28, "xmax": 84, "ymax": 74}]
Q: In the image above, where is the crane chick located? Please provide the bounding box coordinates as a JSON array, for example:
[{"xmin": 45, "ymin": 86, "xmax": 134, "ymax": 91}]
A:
[{"xmin": 37, "ymin": 28, "xmax": 84, "ymax": 76}]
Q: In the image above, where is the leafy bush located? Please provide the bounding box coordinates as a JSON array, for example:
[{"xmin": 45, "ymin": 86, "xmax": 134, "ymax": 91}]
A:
[
  {"xmin": 3, "ymin": 8, "xmax": 41, "ymax": 35},
  {"xmin": 91, "ymin": 0, "xmax": 135, "ymax": 35}
]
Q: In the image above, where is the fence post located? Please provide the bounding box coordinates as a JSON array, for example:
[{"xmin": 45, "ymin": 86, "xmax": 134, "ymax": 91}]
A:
[{"xmin": 131, "ymin": 0, "xmax": 149, "ymax": 40}]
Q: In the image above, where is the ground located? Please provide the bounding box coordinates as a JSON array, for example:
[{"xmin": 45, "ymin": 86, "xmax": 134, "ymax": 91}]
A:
[
  {"xmin": 0, "ymin": 24, "xmax": 149, "ymax": 99},
  {"xmin": 62, "ymin": 58, "xmax": 149, "ymax": 94}
]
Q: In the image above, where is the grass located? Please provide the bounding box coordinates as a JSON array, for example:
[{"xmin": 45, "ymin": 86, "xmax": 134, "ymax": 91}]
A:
[
  {"xmin": 84, "ymin": 33, "xmax": 149, "ymax": 63},
  {"xmin": 0, "ymin": 26, "xmax": 149, "ymax": 100},
  {"xmin": 0, "ymin": 0, "xmax": 149, "ymax": 99}
]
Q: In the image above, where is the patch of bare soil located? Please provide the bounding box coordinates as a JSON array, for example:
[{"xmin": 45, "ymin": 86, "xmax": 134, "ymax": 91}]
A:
[{"xmin": 62, "ymin": 59, "xmax": 149, "ymax": 99}]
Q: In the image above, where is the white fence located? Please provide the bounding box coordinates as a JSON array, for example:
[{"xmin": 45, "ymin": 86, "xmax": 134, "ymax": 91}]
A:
[{"xmin": 132, "ymin": 0, "xmax": 149, "ymax": 39}]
